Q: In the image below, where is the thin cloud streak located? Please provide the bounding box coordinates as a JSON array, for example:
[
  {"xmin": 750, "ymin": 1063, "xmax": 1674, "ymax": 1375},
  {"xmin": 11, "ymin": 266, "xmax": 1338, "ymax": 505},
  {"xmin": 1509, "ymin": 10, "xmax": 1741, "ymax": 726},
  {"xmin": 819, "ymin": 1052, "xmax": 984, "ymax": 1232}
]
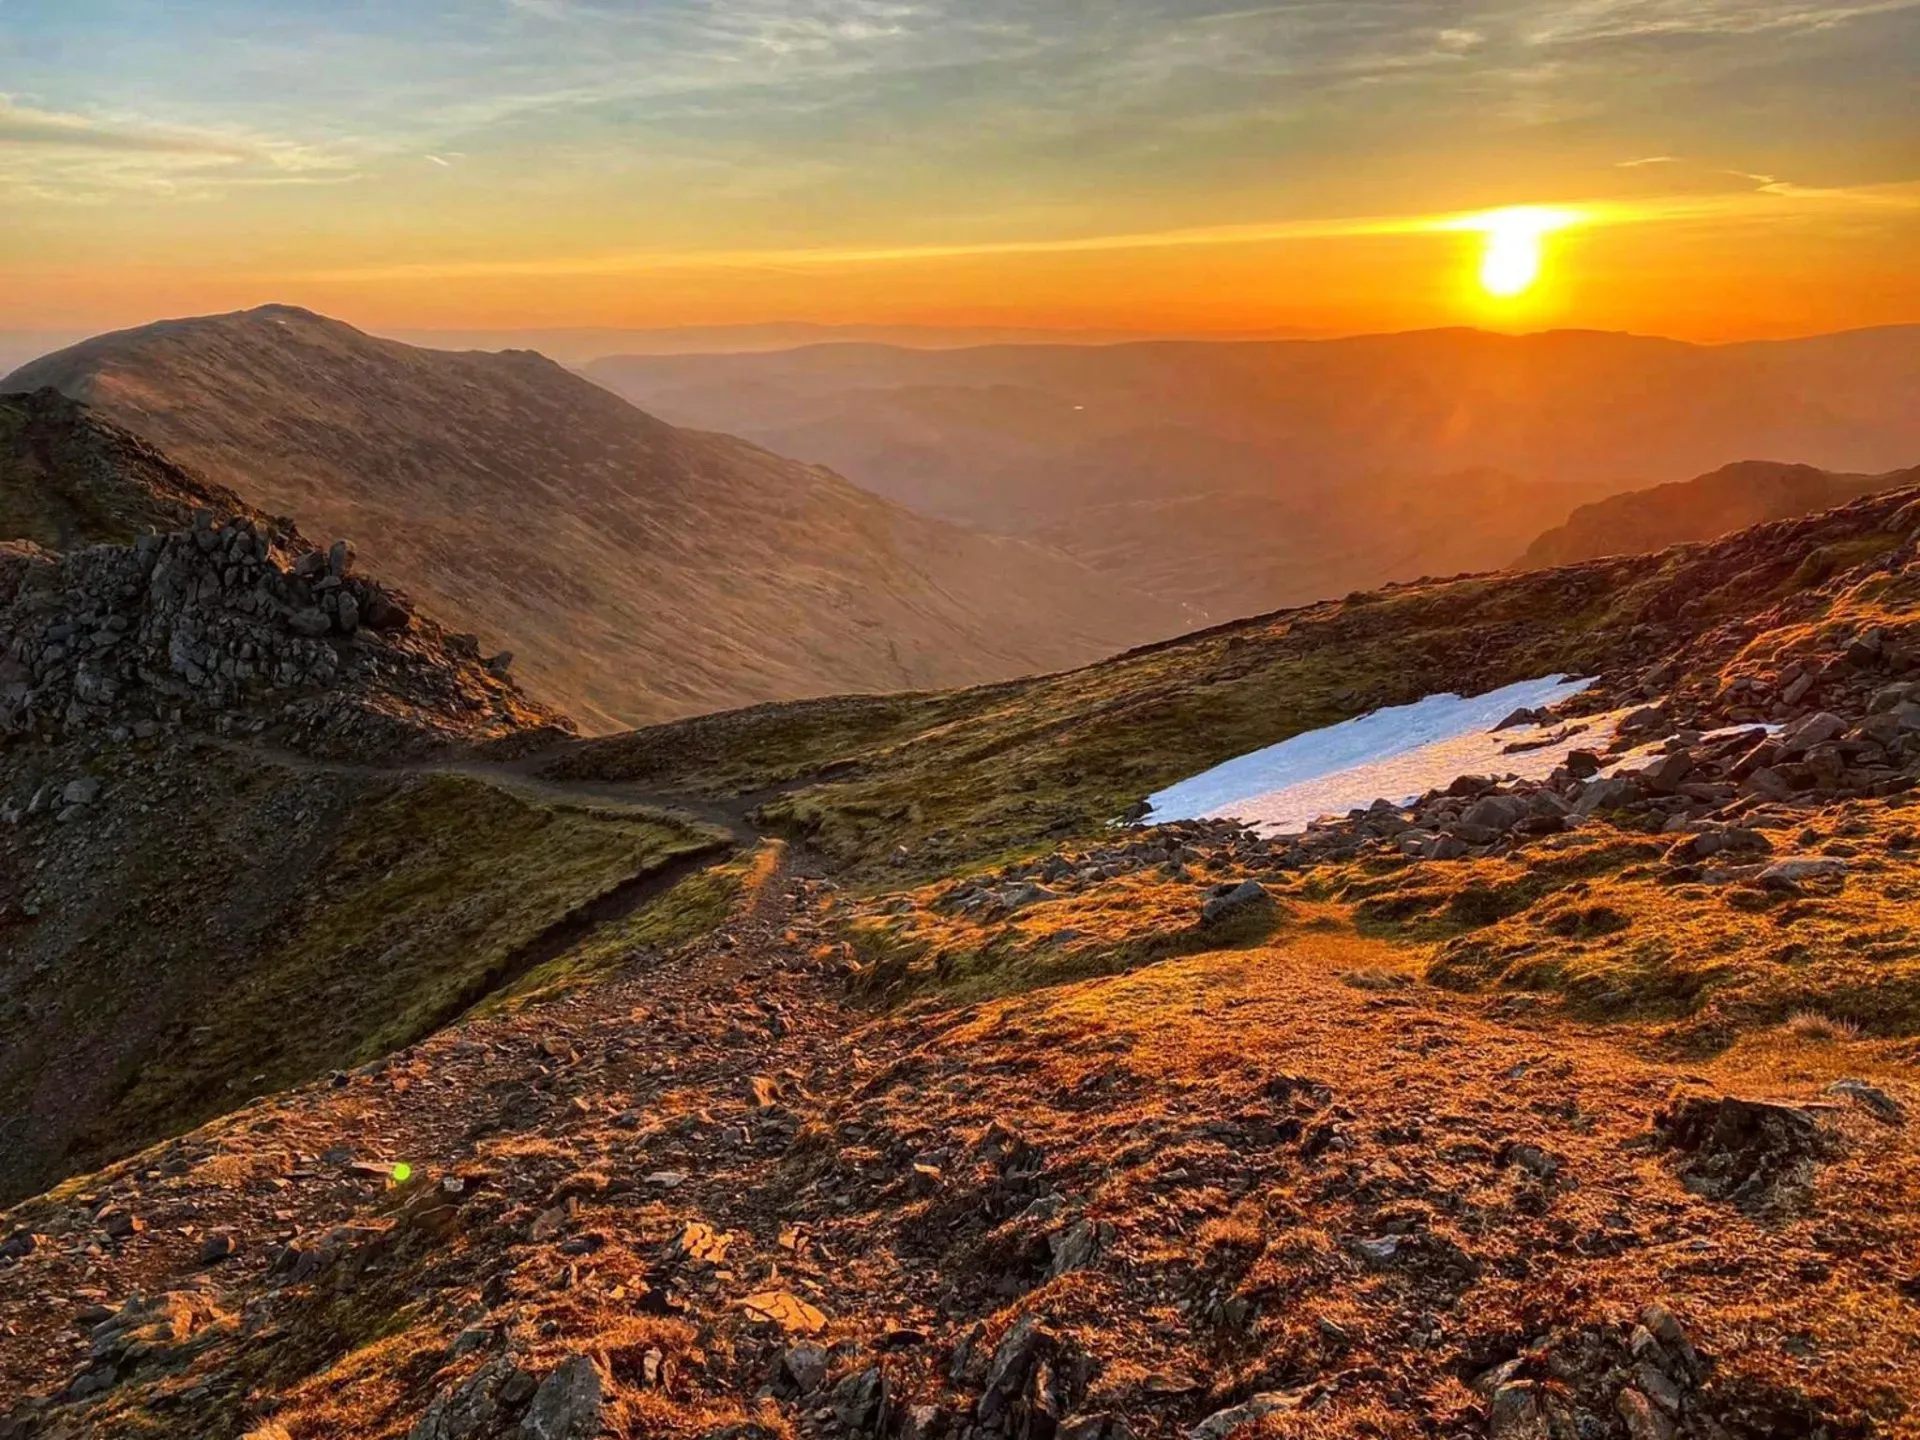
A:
[{"xmin": 283, "ymin": 178, "xmax": 1920, "ymax": 284}]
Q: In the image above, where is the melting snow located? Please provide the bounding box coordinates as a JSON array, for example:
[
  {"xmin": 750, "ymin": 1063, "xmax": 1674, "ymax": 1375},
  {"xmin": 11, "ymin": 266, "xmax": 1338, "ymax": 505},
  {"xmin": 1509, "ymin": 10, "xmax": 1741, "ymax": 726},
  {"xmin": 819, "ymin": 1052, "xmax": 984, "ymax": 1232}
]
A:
[{"xmin": 1145, "ymin": 675, "xmax": 1614, "ymax": 836}]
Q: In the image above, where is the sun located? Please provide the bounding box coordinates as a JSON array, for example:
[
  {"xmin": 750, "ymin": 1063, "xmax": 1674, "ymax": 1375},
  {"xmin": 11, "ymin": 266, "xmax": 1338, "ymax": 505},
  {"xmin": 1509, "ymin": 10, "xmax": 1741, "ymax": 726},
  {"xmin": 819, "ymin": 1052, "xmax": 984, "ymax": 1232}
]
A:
[
  {"xmin": 1451, "ymin": 206, "xmax": 1580, "ymax": 300},
  {"xmin": 1480, "ymin": 221, "xmax": 1543, "ymax": 297}
]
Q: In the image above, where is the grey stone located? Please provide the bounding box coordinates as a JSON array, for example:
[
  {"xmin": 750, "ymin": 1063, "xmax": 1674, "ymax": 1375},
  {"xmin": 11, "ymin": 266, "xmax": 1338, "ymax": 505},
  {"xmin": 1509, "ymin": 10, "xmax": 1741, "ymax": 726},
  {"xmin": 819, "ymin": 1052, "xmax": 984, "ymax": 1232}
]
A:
[
  {"xmin": 1187, "ymin": 1391, "xmax": 1305, "ymax": 1440},
  {"xmin": 1780, "ymin": 711, "xmax": 1847, "ymax": 756},
  {"xmin": 978, "ymin": 1315, "xmax": 1052, "ymax": 1423},
  {"xmin": 1827, "ymin": 1078, "xmax": 1906, "ymax": 1125},
  {"xmin": 1461, "ymin": 793, "xmax": 1530, "ymax": 831},
  {"xmin": 1616, "ymin": 1388, "xmax": 1675, "ymax": 1440},
  {"xmin": 1047, "ymin": 1218, "xmax": 1105, "ymax": 1277},
  {"xmin": 1201, "ymin": 879, "xmax": 1273, "ymax": 925},
  {"xmin": 1572, "ymin": 775, "xmax": 1639, "ymax": 817},
  {"xmin": 1757, "ymin": 856, "xmax": 1846, "ymax": 888},
  {"xmin": 518, "ymin": 1355, "xmax": 605, "ymax": 1440},
  {"xmin": 1487, "ymin": 1383, "xmax": 1550, "ymax": 1440},
  {"xmin": 782, "ymin": 1342, "xmax": 829, "ymax": 1394}
]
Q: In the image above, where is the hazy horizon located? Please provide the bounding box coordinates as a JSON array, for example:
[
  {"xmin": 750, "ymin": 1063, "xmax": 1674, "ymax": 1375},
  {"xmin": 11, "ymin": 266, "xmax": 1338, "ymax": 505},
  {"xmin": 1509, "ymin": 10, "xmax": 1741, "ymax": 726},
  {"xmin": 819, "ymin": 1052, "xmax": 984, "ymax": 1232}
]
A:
[{"xmin": 8, "ymin": 311, "xmax": 1920, "ymax": 383}]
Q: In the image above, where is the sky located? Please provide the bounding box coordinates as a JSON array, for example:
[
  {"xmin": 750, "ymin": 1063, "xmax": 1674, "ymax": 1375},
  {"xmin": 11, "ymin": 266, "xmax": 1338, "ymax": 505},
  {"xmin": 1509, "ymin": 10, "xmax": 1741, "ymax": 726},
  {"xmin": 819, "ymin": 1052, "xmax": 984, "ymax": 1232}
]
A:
[{"xmin": 3, "ymin": 0, "xmax": 1917, "ymax": 340}]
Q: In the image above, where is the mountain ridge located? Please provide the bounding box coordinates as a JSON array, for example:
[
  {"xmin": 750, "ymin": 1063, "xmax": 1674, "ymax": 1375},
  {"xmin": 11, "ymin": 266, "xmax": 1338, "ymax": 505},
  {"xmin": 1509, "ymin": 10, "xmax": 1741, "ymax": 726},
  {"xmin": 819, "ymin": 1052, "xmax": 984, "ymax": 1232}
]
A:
[
  {"xmin": 586, "ymin": 323, "xmax": 1920, "ymax": 618},
  {"xmin": 1519, "ymin": 458, "xmax": 1920, "ymax": 569}
]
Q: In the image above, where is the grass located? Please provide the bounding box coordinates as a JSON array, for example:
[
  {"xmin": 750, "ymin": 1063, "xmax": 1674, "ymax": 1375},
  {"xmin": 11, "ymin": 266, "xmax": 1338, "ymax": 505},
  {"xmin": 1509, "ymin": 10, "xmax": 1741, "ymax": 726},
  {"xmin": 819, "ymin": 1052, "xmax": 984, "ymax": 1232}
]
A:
[
  {"xmin": 557, "ymin": 563, "xmax": 1654, "ymax": 888},
  {"xmin": 0, "ymin": 392, "xmax": 233, "ymax": 550},
  {"xmin": 1784, "ymin": 1010, "xmax": 1864, "ymax": 1043},
  {"xmin": 1296, "ymin": 806, "xmax": 1920, "ymax": 1048},
  {"xmin": 481, "ymin": 858, "xmax": 748, "ymax": 1011},
  {"xmin": 75, "ymin": 774, "xmax": 718, "ymax": 1178},
  {"xmin": 842, "ymin": 861, "xmax": 1299, "ymax": 1005}
]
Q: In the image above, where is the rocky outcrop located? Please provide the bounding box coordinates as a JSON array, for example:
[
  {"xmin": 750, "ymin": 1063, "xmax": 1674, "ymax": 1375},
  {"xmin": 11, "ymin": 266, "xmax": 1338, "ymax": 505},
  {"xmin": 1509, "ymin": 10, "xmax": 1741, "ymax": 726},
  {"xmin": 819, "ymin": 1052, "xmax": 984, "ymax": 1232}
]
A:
[{"xmin": 0, "ymin": 509, "xmax": 563, "ymax": 757}]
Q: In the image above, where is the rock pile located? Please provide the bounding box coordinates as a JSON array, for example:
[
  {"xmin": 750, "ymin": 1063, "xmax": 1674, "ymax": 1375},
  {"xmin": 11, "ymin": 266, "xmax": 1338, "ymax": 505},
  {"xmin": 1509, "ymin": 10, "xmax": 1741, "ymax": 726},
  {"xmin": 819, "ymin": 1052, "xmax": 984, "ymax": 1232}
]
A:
[
  {"xmin": 1220, "ymin": 696, "xmax": 1915, "ymax": 879},
  {"xmin": 0, "ymin": 511, "xmax": 560, "ymax": 756}
]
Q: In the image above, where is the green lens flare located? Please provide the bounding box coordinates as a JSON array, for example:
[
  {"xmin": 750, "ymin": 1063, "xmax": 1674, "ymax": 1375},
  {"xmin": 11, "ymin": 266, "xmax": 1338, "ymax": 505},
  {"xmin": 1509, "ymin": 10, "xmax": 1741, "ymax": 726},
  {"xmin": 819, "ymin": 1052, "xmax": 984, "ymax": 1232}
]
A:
[{"xmin": 392, "ymin": 1162, "xmax": 413, "ymax": 1183}]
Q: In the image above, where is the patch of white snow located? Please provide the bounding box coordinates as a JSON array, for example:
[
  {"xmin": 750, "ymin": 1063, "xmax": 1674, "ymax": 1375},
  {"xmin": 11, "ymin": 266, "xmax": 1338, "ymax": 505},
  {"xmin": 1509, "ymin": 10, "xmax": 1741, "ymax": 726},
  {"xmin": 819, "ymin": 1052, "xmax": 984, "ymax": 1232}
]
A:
[{"xmin": 1145, "ymin": 675, "xmax": 1609, "ymax": 836}]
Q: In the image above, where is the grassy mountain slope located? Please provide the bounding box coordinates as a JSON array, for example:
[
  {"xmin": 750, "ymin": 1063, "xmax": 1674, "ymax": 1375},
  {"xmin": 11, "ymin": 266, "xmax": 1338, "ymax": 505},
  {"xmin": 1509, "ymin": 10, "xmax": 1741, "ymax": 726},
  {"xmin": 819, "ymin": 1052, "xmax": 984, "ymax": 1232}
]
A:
[
  {"xmin": 0, "ymin": 399, "xmax": 726, "ymax": 1204},
  {"xmin": 0, "ymin": 388, "xmax": 263, "ymax": 551},
  {"xmin": 6, "ymin": 308, "xmax": 1189, "ymax": 731}
]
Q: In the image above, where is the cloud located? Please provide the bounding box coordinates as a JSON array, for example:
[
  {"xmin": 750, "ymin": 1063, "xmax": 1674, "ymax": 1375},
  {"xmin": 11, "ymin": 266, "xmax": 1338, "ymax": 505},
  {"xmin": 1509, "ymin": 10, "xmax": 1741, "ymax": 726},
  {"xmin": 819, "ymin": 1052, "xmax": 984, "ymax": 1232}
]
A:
[
  {"xmin": 0, "ymin": 98, "xmax": 355, "ymax": 203},
  {"xmin": 1617, "ymin": 155, "xmax": 1682, "ymax": 167},
  {"xmin": 0, "ymin": 100, "xmax": 260, "ymax": 158},
  {"xmin": 282, "ymin": 177, "xmax": 1920, "ymax": 285},
  {"xmin": 1524, "ymin": 0, "xmax": 1920, "ymax": 45}
]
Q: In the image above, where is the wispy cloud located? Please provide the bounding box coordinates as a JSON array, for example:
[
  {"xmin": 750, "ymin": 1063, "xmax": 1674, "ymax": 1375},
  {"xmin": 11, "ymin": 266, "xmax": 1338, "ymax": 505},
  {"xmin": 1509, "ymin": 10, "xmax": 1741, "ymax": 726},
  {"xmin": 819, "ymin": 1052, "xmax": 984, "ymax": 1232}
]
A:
[
  {"xmin": 1523, "ymin": 0, "xmax": 1920, "ymax": 44},
  {"xmin": 0, "ymin": 97, "xmax": 354, "ymax": 202},
  {"xmin": 0, "ymin": 99, "xmax": 260, "ymax": 158}
]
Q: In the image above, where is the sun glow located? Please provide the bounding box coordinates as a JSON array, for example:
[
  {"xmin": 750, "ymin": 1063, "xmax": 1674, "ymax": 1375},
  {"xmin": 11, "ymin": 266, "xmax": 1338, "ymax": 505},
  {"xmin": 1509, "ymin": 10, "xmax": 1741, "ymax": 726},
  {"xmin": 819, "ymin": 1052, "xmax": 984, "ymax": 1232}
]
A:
[{"xmin": 1449, "ymin": 206, "xmax": 1581, "ymax": 300}]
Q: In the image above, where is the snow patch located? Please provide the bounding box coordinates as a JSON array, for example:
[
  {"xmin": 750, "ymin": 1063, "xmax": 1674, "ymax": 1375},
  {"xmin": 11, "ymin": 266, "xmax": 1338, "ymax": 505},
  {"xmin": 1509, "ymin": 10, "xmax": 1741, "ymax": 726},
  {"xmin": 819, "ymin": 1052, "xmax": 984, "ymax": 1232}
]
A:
[{"xmin": 1145, "ymin": 675, "xmax": 1607, "ymax": 837}]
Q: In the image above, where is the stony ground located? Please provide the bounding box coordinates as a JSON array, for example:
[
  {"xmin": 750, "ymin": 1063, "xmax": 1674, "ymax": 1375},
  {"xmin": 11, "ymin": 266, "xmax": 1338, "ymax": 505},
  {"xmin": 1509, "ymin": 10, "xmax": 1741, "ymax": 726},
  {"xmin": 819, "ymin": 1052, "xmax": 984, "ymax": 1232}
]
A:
[{"xmin": 3, "ymin": 836, "xmax": 1915, "ymax": 1440}]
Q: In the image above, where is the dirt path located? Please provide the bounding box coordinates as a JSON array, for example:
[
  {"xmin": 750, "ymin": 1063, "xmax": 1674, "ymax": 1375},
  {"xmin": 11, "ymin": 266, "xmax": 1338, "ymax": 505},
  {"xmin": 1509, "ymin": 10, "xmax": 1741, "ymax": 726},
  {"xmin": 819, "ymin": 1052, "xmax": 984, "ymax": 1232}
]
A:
[
  {"xmin": 188, "ymin": 733, "xmax": 781, "ymax": 846},
  {"xmin": 2, "ymin": 862, "xmax": 1915, "ymax": 1438}
]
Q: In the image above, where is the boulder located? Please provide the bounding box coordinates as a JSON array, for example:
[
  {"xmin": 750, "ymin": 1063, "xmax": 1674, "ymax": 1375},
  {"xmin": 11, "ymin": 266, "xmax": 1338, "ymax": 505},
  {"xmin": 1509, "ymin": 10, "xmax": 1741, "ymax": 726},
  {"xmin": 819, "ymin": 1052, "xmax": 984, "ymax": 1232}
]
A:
[
  {"xmin": 1460, "ymin": 793, "xmax": 1530, "ymax": 831},
  {"xmin": 1780, "ymin": 711, "xmax": 1847, "ymax": 757},
  {"xmin": 518, "ymin": 1355, "xmax": 606, "ymax": 1440},
  {"xmin": 1188, "ymin": 1391, "xmax": 1305, "ymax": 1440},
  {"xmin": 1757, "ymin": 856, "xmax": 1846, "ymax": 889},
  {"xmin": 1200, "ymin": 879, "xmax": 1274, "ymax": 926},
  {"xmin": 287, "ymin": 608, "xmax": 332, "ymax": 639},
  {"xmin": 1572, "ymin": 775, "xmax": 1640, "ymax": 817}
]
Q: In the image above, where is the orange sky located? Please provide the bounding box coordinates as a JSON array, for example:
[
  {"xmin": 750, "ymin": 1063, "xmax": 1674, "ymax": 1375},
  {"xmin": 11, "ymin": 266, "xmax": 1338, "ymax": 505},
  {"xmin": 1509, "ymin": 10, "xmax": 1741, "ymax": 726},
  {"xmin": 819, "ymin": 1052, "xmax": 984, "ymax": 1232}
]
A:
[{"xmin": 4, "ymin": 0, "xmax": 1918, "ymax": 341}]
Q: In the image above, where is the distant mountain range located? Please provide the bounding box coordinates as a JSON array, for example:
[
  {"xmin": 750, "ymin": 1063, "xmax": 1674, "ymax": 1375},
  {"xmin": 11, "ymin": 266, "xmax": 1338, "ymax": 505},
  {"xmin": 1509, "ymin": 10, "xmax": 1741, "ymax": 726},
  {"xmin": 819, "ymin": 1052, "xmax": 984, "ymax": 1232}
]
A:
[
  {"xmin": 6, "ymin": 307, "xmax": 1187, "ymax": 730},
  {"xmin": 589, "ymin": 325, "xmax": 1920, "ymax": 617},
  {"xmin": 377, "ymin": 321, "xmax": 1326, "ymax": 364},
  {"xmin": 9, "ymin": 311, "xmax": 1918, "ymax": 727}
]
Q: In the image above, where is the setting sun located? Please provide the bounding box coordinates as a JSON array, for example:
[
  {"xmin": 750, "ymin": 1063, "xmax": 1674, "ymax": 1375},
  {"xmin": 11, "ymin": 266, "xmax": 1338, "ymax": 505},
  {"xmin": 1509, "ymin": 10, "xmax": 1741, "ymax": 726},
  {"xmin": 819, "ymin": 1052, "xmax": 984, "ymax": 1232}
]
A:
[
  {"xmin": 1451, "ymin": 206, "xmax": 1581, "ymax": 300},
  {"xmin": 1481, "ymin": 223, "xmax": 1542, "ymax": 297}
]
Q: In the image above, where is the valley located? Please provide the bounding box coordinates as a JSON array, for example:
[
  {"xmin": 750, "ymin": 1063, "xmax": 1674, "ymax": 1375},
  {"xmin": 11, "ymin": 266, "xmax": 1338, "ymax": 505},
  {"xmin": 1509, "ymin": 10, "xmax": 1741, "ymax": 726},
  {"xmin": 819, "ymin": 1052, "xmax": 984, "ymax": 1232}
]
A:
[{"xmin": 588, "ymin": 327, "xmax": 1920, "ymax": 618}]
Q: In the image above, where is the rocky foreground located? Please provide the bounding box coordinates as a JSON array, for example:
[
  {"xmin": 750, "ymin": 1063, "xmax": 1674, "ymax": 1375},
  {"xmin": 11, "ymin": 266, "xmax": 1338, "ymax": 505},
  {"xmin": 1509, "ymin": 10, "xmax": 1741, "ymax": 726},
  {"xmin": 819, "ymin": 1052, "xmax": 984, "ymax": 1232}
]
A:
[{"xmin": 2, "ymin": 841, "xmax": 1914, "ymax": 1440}]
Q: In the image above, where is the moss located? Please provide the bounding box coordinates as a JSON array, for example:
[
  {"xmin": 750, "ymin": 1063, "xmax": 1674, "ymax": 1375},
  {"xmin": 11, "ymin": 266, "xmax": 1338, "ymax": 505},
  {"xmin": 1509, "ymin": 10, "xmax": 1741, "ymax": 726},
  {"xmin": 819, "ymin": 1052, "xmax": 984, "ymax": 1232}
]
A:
[
  {"xmin": 555, "ymin": 556, "xmax": 1682, "ymax": 887},
  {"xmin": 1790, "ymin": 534, "xmax": 1903, "ymax": 589}
]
